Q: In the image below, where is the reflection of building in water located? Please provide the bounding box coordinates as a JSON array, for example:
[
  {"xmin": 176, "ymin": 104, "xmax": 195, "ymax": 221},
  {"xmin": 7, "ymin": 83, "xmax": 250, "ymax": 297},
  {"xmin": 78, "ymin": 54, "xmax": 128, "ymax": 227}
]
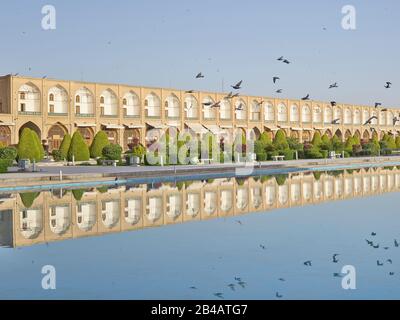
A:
[{"xmin": 1, "ymin": 167, "xmax": 400, "ymax": 248}]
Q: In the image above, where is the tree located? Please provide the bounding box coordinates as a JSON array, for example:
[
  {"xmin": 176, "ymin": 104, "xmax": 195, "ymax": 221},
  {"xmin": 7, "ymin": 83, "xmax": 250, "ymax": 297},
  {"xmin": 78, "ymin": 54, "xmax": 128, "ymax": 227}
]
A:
[
  {"xmin": 90, "ymin": 131, "xmax": 110, "ymax": 158},
  {"xmin": 259, "ymin": 132, "xmax": 272, "ymax": 144},
  {"xmin": 17, "ymin": 128, "xmax": 42, "ymax": 161},
  {"xmin": 320, "ymin": 134, "xmax": 332, "ymax": 151},
  {"xmin": 353, "ymin": 134, "xmax": 361, "ymax": 146},
  {"xmin": 273, "ymin": 129, "xmax": 289, "ymax": 150},
  {"xmin": 68, "ymin": 131, "xmax": 90, "ymax": 161},
  {"xmin": 385, "ymin": 135, "xmax": 397, "ymax": 149},
  {"xmin": 344, "ymin": 136, "xmax": 356, "ymax": 153},
  {"xmin": 102, "ymin": 144, "xmax": 122, "ymax": 161},
  {"xmin": 331, "ymin": 135, "xmax": 344, "ymax": 152},
  {"xmin": 32, "ymin": 130, "xmax": 45, "ymax": 160},
  {"xmin": 59, "ymin": 134, "xmax": 71, "ymax": 160},
  {"xmin": 311, "ymin": 131, "xmax": 322, "ymax": 147},
  {"xmin": 396, "ymin": 136, "xmax": 400, "ymax": 149}
]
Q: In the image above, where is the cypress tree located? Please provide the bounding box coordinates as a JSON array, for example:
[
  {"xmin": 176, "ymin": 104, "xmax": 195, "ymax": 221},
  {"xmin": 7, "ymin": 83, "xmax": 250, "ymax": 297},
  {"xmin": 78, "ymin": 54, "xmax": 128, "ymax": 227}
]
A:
[
  {"xmin": 59, "ymin": 134, "xmax": 71, "ymax": 160},
  {"xmin": 90, "ymin": 131, "xmax": 110, "ymax": 158},
  {"xmin": 17, "ymin": 128, "xmax": 41, "ymax": 161},
  {"xmin": 68, "ymin": 131, "xmax": 90, "ymax": 161}
]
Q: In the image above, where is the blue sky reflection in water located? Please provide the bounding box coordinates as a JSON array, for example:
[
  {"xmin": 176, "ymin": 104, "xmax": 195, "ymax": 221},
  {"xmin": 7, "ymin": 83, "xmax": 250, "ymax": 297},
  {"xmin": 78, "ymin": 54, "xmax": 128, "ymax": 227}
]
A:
[{"xmin": 0, "ymin": 170, "xmax": 400, "ymax": 299}]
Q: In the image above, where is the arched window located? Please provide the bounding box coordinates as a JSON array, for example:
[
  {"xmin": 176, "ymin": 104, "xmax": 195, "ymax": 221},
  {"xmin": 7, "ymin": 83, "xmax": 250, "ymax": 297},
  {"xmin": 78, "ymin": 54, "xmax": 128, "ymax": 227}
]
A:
[
  {"xmin": 123, "ymin": 91, "xmax": 140, "ymax": 117},
  {"xmin": 18, "ymin": 83, "xmax": 41, "ymax": 114},
  {"xmin": 313, "ymin": 106, "xmax": 322, "ymax": 123},
  {"xmin": 48, "ymin": 86, "xmax": 68, "ymax": 114},
  {"xmin": 324, "ymin": 107, "xmax": 333, "ymax": 124},
  {"xmin": 290, "ymin": 104, "xmax": 299, "ymax": 122},
  {"xmin": 203, "ymin": 96, "xmax": 216, "ymax": 120},
  {"xmin": 165, "ymin": 94, "xmax": 180, "ymax": 119},
  {"xmin": 250, "ymin": 100, "xmax": 261, "ymax": 121},
  {"xmin": 75, "ymin": 88, "xmax": 94, "ymax": 116},
  {"xmin": 184, "ymin": 95, "xmax": 199, "ymax": 119},
  {"xmin": 49, "ymin": 94, "xmax": 54, "ymax": 102},
  {"xmin": 145, "ymin": 92, "xmax": 161, "ymax": 118},
  {"xmin": 220, "ymin": 99, "xmax": 231, "ymax": 120},
  {"xmin": 277, "ymin": 103, "xmax": 287, "ymax": 122},
  {"xmin": 302, "ymin": 105, "xmax": 311, "ymax": 123},
  {"xmin": 264, "ymin": 102, "xmax": 274, "ymax": 122},
  {"xmin": 100, "ymin": 89, "xmax": 118, "ymax": 117},
  {"xmin": 235, "ymin": 99, "xmax": 247, "ymax": 121}
]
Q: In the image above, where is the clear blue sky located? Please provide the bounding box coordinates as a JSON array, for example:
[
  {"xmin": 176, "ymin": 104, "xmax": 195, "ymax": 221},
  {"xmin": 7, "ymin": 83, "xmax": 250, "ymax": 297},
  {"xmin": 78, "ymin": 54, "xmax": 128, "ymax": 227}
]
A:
[{"xmin": 0, "ymin": 0, "xmax": 399, "ymax": 107}]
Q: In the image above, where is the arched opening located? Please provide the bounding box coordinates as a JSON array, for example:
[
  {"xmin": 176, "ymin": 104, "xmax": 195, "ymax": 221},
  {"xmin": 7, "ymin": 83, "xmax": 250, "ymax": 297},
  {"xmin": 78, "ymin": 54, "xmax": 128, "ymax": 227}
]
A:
[
  {"xmin": 290, "ymin": 104, "xmax": 299, "ymax": 122},
  {"xmin": 103, "ymin": 128, "xmax": 119, "ymax": 144},
  {"xmin": 345, "ymin": 129, "xmax": 352, "ymax": 139},
  {"xmin": 100, "ymin": 89, "xmax": 118, "ymax": 117},
  {"xmin": 145, "ymin": 92, "xmax": 161, "ymax": 118},
  {"xmin": 354, "ymin": 130, "xmax": 361, "ymax": 139},
  {"xmin": 184, "ymin": 95, "xmax": 199, "ymax": 119},
  {"xmin": 334, "ymin": 108, "xmax": 342, "ymax": 124},
  {"xmin": 220, "ymin": 98, "xmax": 231, "ymax": 120},
  {"xmin": 334, "ymin": 129, "xmax": 342, "ymax": 140},
  {"xmin": 123, "ymin": 91, "xmax": 140, "ymax": 117},
  {"xmin": 124, "ymin": 128, "xmax": 141, "ymax": 150},
  {"xmin": 235, "ymin": 99, "xmax": 247, "ymax": 121},
  {"xmin": 302, "ymin": 130, "xmax": 311, "ymax": 142},
  {"xmin": 302, "ymin": 105, "xmax": 311, "ymax": 123},
  {"xmin": 379, "ymin": 111, "xmax": 386, "ymax": 126},
  {"xmin": 202, "ymin": 96, "xmax": 216, "ymax": 120},
  {"xmin": 48, "ymin": 123, "xmax": 68, "ymax": 151},
  {"xmin": 324, "ymin": 106, "xmax": 333, "ymax": 124},
  {"xmin": 324, "ymin": 129, "xmax": 332, "ymax": 138},
  {"xmin": 290, "ymin": 130, "xmax": 299, "ymax": 139},
  {"xmin": 0, "ymin": 126, "xmax": 11, "ymax": 146},
  {"xmin": 165, "ymin": 94, "xmax": 180, "ymax": 119},
  {"xmin": 75, "ymin": 87, "xmax": 94, "ymax": 116},
  {"xmin": 250, "ymin": 127, "xmax": 261, "ymax": 141},
  {"xmin": 362, "ymin": 109, "xmax": 370, "ymax": 124},
  {"xmin": 48, "ymin": 85, "xmax": 68, "ymax": 115},
  {"xmin": 263, "ymin": 128, "xmax": 274, "ymax": 140},
  {"xmin": 344, "ymin": 108, "xmax": 352, "ymax": 125},
  {"xmin": 353, "ymin": 109, "xmax": 361, "ymax": 125},
  {"xmin": 362, "ymin": 130, "xmax": 370, "ymax": 141},
  {"xmin": 313, "ymin": 105, "xmax": 322, "ymax": 123},
  {"xmin": 18, "ymin": 83, "xmax": 41, "ymax": 114},
  {"xmin": 277, "ymin": 103, "xmax": 287, "ymax": 122},
  {"xmin": 77, "ymin": 127, "xmax": 94, "ymax": 145},
  {"xmin": 250, "ymin": 100, "xmax": 261, "ymax": 121},
  {"xmin": 19, "ymin": 121, "xmax": 41, "ymax": 140},
  {"xmin": 264, "ymin": 102, "xmax": 275, "ymax": 122}
]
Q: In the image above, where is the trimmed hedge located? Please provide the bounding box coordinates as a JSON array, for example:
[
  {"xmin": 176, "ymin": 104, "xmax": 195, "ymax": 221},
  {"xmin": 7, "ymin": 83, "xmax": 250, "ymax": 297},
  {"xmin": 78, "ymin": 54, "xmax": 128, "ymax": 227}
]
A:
[
  {"xmin": 0, "ymin": 159, "xmax": 12, "ymax": 173},
  {"xmin": 59, "ymin": 134, "xmax": 71, "ymax": 160},
  {"xmin": 90, "ymin": 131, "xmax": 110, "ymax": 158},
  {"xmin": 68, "ymin": 131, "xmax": 90, "ymax": 161},
  {"xmin": 0, "ymin": 147, "xmax": 17, "ymax": 161},
  {"xmin": 20, "ymin": 192, "xmax": 40, "ymax": 208},
  {"xmin": 17, "ymin": 128, "xmax": 43, "ymax": 162},
  {"xmin": 102, "ymin": 144, "xmax": 122, "ymax": 161}
]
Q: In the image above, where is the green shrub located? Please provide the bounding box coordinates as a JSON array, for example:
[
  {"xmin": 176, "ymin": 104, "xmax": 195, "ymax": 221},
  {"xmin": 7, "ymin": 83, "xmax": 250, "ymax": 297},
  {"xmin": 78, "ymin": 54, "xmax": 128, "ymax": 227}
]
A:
[
  {"xmin": 32, "ymin": 131, "xmax": 45, "ymax": 160},
  {"xmin": 97, "ymin": 186, "xmax": 109, "ymax": 193},
  {"xmin": 52, "ymin": 149, "xmax": 62, "ymax": 162},
  {"xmin": 320, "ymin": 150, "xmax": 329, "ymax": 159},
  {"xmin": 280, "ymin": 149, "xmax": 294, "ymax": 160},
  {"xmin": 259, "ymin": 132, "xmax": 272, "ymax": 144},
  {"xmin": 0, "ymin": 147, "xmax": 17, "ymax": 160},
  {"xmin": 59, "ymin": 134, "xmax": 71, "ymax": 160},
  {"xmin": 68, "ymin": 131, "xmax": 90, "ymax": 161},
  {"xmin": 72, "ymin": 189, "xmax": 85, "ymax": 201},
  {"xmin": 0, "ymin": 159, "xmax": 12, "ymax": 173},
  {"xmin": 102, "ymin": 144, "xmax": 122, "ymax": 161},
  {"xmin": 305, "ymin": 147, "xmax": 323, "ymax": 159},
  {"xmin": 267, "ymin": 150, "xmax": 280, "ymax": 160},
  {"xmin": 17, "ymin": 128, "xmax": 42, "ymax": 162},
  {"xmin": 273, "ymin": 129, "xmax": 289, "ymax": 150},
  {"xmin": 256, "ymin": 153, "xmax": 267, "ymax": 161},
  {"xmin": 311, "ymin": 132, "xmax": 322, "ymax": 147},
  {"xmin": 19, "ymin": 192, "xmax": 40, "ymax": 208},
  {"xmin": 386, "ymin": 135, "xmax": 397, "ymax": 149},
  {"xmin": 321, "ymin": 134, "xmax": 332, "ymax": 151},
  {"xmin": 331, "ymin": 135, "xmax": 344, "ymax": 152},
  {"xmin": 274, "ymin": 174, "xmax": 288, "ymax": 186},
  {"xmin": 313, "ymin": 171, "xmax": 322, "ymax": 180},
  {"xmin": 396, "ymin": 136, "xmax": 400, "ymax": 149},
  {"xmin": 90, "ymin": 131, "xmax": 110, "ymax": 158},
  {"xmin": 287, "ymin": 137, "xmax": 303, "ymax": 151}
]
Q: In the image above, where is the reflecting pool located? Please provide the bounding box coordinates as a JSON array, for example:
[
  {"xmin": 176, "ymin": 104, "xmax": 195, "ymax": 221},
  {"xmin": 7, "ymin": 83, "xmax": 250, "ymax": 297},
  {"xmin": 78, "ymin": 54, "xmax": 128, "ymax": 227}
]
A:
[{"xmin": 0, "ymin": 166, "xmax": 400, "ymax": 299}]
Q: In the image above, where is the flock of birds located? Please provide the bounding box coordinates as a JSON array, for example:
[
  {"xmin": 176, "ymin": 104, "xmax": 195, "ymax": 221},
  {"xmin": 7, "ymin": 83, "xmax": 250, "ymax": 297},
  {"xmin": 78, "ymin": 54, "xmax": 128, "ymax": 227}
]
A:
[
  {"xmin": 190, "ymin": 57, "xmax": 398, "ymax": 130},
  {"xmin": 187, "ymin": 228, "xmax": 399, "ymax": 300}
]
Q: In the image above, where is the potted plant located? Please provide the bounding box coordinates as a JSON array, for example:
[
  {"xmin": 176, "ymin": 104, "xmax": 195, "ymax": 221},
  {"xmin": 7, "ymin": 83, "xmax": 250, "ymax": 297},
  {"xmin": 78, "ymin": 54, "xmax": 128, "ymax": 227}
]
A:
[{"xmin": 126, "ymin": 142, "xmax": 145, "ymax": 166}]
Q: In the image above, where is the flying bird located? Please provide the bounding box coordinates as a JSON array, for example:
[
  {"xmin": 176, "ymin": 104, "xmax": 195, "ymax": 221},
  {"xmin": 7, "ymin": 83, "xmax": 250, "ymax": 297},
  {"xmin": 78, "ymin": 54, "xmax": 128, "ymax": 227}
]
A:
[
  {"xmin": 283, "ymin": 59, "xmax": 290, "ymax": 64},
  {"xmin": 235, "ymin": 103, "xmax": 244, "ymax": 111},
  {"xmin": 190, "ymin": 286, "xmax": 197, "ymax": 290},
  {"xmin": 211, "ymin": 101, "xmax": 221, "ymax": 108},
  {"xmin": 185, "ymin": 90, "xmax": 195, "ymax": 94},
  {"xmin": 237, "ymin": 281, "xmax": 247, "ymax": 288},
  {"xmin": 304, "ymin": 261, "xmax": 312, "ymax": 267},
  {"xmin": 332, "ymin": 118, "xmax": 340, "ymax": 125},
  {"xmin": 273, "ymin": 77, "xmax": 280, "ymax": 84},
  {"xmin": 332, "ymin": 254, "xmax": 339, "ymax": 263},
  {"xmin": 373, "ymin": 244, "xmax": 380, "ymax": 249},
  {"xmin": 371, "ymin": 232, "xmax": 377, "ymax": 236},
  {"xmin": 385, "ymin": 82, "xmax": 392, "ymax": 89},
  {"xmin": 234, "ymin": 277, "xmax": 242, "ymax": 282},
  {"xmin": 202, "ymin": 101, "xmax": 213, "ymax": 106},
  {"xmin": 330, "ymin": 101, "xmax": 337, "ymax": 107},
  {"xmin": 277, "ymin": 56, "xmax": 284, "ymax": 61},
  {"xmin": 366, "ymin": 239, "xmax": 373, "ymax": 246},
  {"xmin": 196, "ymin": 72, "xmax": 204, "ymax": 79},
  {"xmin": 228, "ymin": 284, "xmax": 236, "ymax": 291},
  {"xmin": 377, "ymin": 260, "xmax": 384, "ymax": 266},
  {"xmin": 231, "ymin": 80, "xmax": 243, "ymax": 90},
  {"xmin": 278, "ymin": 278, "xmax": 286, "ymax": 282},
  {"xmin": 301, "ymin": 94, "xmax": 310, "ymax": 101},
  {"xmin": 260, "ymin": 244, "xmax": 266, "ymax": 250},
  {"xmin": 214, "ymin": 293, "xmax": 224, "ymax": 299},
  {"xmin": 329, "ymin": 83, "xmax": 338, "ymax": 89},
  {"xmin": 276, "ymin": 89, "xmax": 282, "ymax": 94},
  {"xmin": 390, "ymin": 272, "xmax": 395, "ymax": 276},
  {"xmin": 387, "ymin": 259, "xmax": 393, "ymax": 264},
  {"xmin": 364, "ymin": 116, "xmax": 377, "ymax": 125},
  {"xmin": 276, "ymin": 292, "xmax": 283, "ymax": 298},
  {"xmin": 374, "ymin": 103, "xmax": 382, "ymax": 108},
  {"xmin": 394, "ymin": 239, "xmax": 399, "ymax": 247},
  {"xmin": 393, "ymin": 117, "xmax": 398, "ymax": 126}
]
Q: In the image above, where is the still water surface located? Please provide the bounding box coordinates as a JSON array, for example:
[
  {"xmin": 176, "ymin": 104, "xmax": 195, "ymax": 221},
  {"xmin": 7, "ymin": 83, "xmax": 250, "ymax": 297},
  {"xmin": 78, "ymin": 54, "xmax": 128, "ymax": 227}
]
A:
[{"xmin": 0, "ymin": 167, "xmax": 399, "ymax": 299}]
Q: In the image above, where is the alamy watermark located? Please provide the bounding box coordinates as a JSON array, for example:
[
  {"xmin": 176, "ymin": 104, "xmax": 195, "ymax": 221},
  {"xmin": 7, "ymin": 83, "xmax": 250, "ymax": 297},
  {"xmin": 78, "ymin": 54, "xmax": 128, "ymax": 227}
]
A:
[
  {"xmin": 41, "ymin": 5, "xmax": 56, "ymax": 30},
  {"xmin": 41, "ymin": 265, "xmax": 56, "ymax": 290},
  {"xmin": 341, "ymin": 5, "xmax": 356, "ymax": 30}
]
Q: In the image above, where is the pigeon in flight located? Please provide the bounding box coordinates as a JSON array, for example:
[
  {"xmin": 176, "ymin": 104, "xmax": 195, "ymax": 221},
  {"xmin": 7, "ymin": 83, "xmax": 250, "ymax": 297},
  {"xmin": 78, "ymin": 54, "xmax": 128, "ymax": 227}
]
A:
[
  {"xmin": 395, "ymin": 239, "xmax": 399, "ymax": 247},
  {"xmin": 385, "ymin": 82, "xmax": 392, "ymax": 89},
  {"xmin": 304, "ymin": 261, "xmax": 312, "ymax": 267},
  {"xmin": 276, "ymin": 89, "xmax": 282, "ymax": 94},
  {"xmin": 329, "ymin": 83, "xmax": 338, "ymax": 89},
  {"xmin": 301, "ymin": 94, "xmax": 310, "ymax": 100},
  {"xmin": 375, "ymin": 102, "xmax": 382, "ymax": 108},
  {"xmin": 277, "ymin": 56, "xmax": 284, "ymax": 61},
  {"xmin": 377, "ymin": 260, "xmax": 384, "ymax": 266},
  {"xmin": 196, "ymin": 72, "xmax": 204, "ymax": 79},
  {"xmin": 364, "ymin": 116, "xmax": 377, "ymax": 125},
  {"xmin": 235, "ymin": 103, "xmax": 244, "ymax": 111},
  {"xmin": 330, "ymin": 101, "xmax": 337, "ymax": 107},
  {"xmin": 276, "ymin": 292, "xmax": 283, "ymax": 298},
  {"xmin": 332, "ymin": 254, "xmax": 339, "ymax": 263},
  {"xmin": 231, "ymin": 80, "xmax": 243, "ymax": 90},
  {"xmin": 214, "ymin": 293, "xmax": 224, "ymax": 299},
  {"xmin": 185, "ymin": 90, "xmax": 195, "ymax": 94},
  {"xmin": 332, "ymin": 118, "xmax": 340, "ymax": 125},
  {"xmin": 273, "ymin": 77, "xmax": 280, "ymax": 84},
  {"xmin": 283, "ymin": 59, "xmax": 290, "ymax": 64}
]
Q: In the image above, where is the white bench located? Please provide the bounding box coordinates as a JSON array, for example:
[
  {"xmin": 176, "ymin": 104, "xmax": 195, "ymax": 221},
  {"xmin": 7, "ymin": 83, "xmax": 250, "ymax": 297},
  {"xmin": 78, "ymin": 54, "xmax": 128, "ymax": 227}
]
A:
[
  {"xmin": 102, "ymin": 159, "xmax": 118, "ymax": 167},
  {"xmin": 272, "ymin": 155, "xmax": 285, "ymax": 161}
]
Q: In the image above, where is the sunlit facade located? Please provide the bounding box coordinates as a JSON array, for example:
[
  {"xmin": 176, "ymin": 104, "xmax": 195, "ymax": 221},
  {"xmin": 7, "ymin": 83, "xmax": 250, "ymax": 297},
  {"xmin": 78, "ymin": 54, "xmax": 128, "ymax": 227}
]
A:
[{"xmin": 0, "ymin": 74, "xmax": 399, "ymax": 151}]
